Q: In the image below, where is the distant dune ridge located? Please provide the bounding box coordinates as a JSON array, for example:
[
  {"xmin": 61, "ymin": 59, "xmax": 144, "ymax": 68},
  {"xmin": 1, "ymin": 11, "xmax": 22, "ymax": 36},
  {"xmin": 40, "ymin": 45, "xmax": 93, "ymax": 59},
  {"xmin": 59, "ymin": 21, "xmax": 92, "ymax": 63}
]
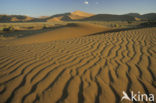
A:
[
  {"xmin": 0, "ymin": 15, "xmax": 34, "ymax": 22},
  {"xmin": 0, "ymin": 11, "xmax": 156, "ymax": 22},
  {"xmin": 69, "ymin": 10, "xmax": 94, "ymax": 20},
  {"xmin": 80, "ymin": 14, "xmax": 136, "ymax": 21},
  {"xmin": 0, "ymin": 26, "xmax": 156, "ymax": 103},
  {"xmin": 47, "ymin": 10, "xmax": 94, "ymax": 22}
]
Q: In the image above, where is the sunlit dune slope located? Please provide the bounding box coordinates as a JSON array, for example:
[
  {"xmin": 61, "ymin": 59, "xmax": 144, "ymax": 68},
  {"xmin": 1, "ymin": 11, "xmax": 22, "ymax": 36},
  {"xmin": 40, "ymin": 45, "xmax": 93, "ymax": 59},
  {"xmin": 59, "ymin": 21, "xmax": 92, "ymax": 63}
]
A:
[
  {"xmin": 69, "ymin": 10, "xmax": 94, "ymax": 20},
  {"xmin": 46, "ymin": 10, "xmax": 94, "ymax": 22},
  {"xmin": 9, "ymin": 23, "xmax": 110, "ymax": 45}
]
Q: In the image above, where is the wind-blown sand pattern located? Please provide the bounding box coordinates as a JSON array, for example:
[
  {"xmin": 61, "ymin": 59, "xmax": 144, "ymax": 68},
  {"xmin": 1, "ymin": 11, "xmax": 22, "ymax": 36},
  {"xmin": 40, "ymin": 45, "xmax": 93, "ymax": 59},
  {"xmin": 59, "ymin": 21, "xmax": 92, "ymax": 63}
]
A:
[{"xmin": 0, "ymin": 27, "xmax": 156, "ymax": 103}]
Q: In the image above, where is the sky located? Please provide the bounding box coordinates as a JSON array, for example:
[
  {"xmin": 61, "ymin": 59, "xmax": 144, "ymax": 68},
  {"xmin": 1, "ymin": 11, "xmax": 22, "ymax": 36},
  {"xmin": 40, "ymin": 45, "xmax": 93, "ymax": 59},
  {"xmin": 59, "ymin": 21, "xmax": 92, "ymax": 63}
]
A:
[{"xmin": 0, "ymin": 0, "xmax": 156, "ymax": 17}]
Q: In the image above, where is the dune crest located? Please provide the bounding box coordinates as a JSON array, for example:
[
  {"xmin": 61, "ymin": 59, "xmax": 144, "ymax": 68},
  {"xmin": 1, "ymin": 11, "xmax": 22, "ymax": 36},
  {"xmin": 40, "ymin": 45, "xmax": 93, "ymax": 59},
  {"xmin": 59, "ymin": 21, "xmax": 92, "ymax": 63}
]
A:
[
  {"xmin": 46, "ymin": 10, "xmax": 94, "ymax": 22},
  {"xmin": 46, "ymin": 16, "xmax": 63, "ymax": 22},
  {"xmin": 71, "ymin": 10, "xmax": 94, "ymax": 17},
  {"xmin": 69, "ymin": 10, "xmax": 94, "ymax": 20}
]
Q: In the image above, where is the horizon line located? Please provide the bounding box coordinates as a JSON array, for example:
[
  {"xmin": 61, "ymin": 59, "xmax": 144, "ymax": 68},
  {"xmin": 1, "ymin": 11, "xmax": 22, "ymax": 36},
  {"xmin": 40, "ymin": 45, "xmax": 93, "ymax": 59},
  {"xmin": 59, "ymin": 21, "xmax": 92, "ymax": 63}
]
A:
[{"xmin": 0, "ymin": 11, "xmax": 156, "ymax": 18}]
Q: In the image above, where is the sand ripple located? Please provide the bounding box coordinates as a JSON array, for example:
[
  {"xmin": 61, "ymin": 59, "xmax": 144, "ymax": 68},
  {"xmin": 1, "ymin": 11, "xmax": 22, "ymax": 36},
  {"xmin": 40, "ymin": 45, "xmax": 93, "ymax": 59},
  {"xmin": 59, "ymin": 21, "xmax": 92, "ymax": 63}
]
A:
[{"xmin": 0, "ymin": 27, "xmax": 156, "ymax": 103}]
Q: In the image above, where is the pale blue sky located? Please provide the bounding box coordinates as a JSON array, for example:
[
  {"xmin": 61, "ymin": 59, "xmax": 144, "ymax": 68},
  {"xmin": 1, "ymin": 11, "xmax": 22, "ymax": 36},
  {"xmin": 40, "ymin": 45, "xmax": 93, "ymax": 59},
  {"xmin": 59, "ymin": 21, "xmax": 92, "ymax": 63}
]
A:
[{"xmin": 0, "ymin": 0, "xmax": 156, "ymax": 17}]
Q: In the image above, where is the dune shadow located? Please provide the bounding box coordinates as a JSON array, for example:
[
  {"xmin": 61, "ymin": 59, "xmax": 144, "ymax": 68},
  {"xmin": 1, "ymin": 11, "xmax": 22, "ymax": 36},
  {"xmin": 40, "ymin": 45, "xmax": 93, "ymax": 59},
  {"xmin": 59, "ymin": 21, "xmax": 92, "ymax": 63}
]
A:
[
  {"xmin": 0, "ymin": 24, "xmax": 68, "ymax": 38},
  {"xmin": 1, "ymin": 22, "xmax": 156, "ymax": 39},
  {"xmin": 89, "ymin": 22, "xmax": 156, "ymax": 36},
  {"xmin": 0, "ymin": 23, "xmax": 84, "ymax": 39}
]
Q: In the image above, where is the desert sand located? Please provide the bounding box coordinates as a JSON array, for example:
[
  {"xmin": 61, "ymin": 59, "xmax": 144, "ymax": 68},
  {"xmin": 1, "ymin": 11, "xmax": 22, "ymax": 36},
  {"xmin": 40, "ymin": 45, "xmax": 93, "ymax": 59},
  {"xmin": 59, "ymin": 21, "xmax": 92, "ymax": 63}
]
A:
[
  {"xmin": 3, "ymin": 23, "xmax": 110, "ymax": 45},
  {"xmin": 0, "ymin": 23, "xmax": 156, "ymax": 103}
]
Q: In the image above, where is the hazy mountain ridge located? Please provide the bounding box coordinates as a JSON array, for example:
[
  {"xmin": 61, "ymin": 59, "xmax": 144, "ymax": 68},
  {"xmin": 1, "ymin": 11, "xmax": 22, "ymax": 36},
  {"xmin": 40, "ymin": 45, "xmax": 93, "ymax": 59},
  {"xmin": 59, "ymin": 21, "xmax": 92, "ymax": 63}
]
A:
[
  {"xmin": 0, "ymin": 15, "xmax": 35, "ymax": 22},
  {"xmin": 125, "ymin": 13, "xmax": 156, "ymax": 21},
  {"xmin": 0, "ymin": 11, "xmax": 156, "ymax": 22},
  {"xmin": 80, "ymin": 14, "xmax": 135, "ymax": 21}
]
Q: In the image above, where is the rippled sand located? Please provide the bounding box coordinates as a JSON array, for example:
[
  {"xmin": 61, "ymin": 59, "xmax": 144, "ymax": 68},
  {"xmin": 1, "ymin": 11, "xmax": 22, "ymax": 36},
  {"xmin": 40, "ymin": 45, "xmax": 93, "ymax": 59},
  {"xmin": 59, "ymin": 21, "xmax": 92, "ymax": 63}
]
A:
[{"xmin": 0, "ymin": 27, "xmax": 156, "ymax": 103}]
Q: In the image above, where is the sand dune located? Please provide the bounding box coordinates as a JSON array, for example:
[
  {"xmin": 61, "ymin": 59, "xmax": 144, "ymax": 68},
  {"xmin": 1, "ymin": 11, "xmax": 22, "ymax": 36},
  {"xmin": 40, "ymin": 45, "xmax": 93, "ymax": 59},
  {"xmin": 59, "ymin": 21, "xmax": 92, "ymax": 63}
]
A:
[
  {"xmin": 46, "ymin": 11, "xmax": 94, "ymax": 22},
  {"xmin": 0, "ymin": 27, "xmax": 156, "ymax": 103},
  {"xmin": 47, "ymin": 16, "xmax": 63, "ymax": 22},
  {"xmin": 69, "ymin": 10, "xmax": 94, "ymax": 20},
  {"xmin": 6, "ymin": 23, "xmax": 110, "ymax": 45},
  {"xmin": 71, "ymin": 10, "xmax": 94, "ymax": 17}
]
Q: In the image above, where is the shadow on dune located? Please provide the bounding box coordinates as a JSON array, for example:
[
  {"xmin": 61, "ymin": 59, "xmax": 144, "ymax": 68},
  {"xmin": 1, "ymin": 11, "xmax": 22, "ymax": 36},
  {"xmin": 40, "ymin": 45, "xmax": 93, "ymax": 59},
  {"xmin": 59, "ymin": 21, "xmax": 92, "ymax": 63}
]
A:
[
  {"xmin": 0, "ymin": 24, "xmax": 67, "ymax": 38},
  {"xmin": 1, "ymin": 22, "xmax": 156, "ymax": 39},
  {"xmin": 88, "ymin": 22, "xmax": 156, "ymax": 36},
  {"xmin": 0, "ymin": 23, "xmax": 83, "ymax": 38}
]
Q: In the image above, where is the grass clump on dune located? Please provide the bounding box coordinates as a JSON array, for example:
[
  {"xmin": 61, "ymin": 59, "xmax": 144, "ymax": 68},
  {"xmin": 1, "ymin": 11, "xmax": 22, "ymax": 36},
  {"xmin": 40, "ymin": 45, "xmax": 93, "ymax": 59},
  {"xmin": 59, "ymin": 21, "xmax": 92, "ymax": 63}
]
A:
[{"xmin": 3, "ymin": 26, "xmax": 15, "ymax": 32}]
